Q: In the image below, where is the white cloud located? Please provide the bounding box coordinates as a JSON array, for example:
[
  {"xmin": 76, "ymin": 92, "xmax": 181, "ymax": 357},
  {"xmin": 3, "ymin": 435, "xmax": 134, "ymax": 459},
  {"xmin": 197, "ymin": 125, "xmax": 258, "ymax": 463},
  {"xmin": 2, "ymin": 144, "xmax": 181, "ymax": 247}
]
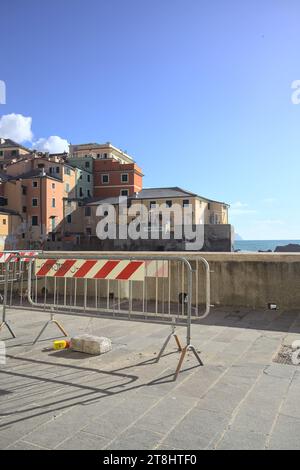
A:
[
  {"xmin": 33, "ymin": 136, "xmax": 69, "ymax": 153},
  {"xmin": 0, "ymin": 113, "xmax": 33, "ymax": 142},
  {"xmin": 0, "ymin": 113, "xmax": 69, "ymax": 153}
]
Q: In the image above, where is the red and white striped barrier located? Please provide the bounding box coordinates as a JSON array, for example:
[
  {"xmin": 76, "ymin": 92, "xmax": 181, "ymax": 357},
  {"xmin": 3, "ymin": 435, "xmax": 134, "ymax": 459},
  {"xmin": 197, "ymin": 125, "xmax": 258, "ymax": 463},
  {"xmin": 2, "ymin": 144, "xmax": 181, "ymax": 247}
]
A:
[
  {"xmin": 0, "ymin": 251, "xmax": 38, "ymax": 263},
  {"xmin": 145, "ymin": 260, "xmax": 168, "ymax": 278},
  {"xmin": 34, "ymin": 258, "xmax": 170, "ymax": 281},
  {"xmin": 35, "ymin": 259, "xmax": 146, "ymax": 281}
]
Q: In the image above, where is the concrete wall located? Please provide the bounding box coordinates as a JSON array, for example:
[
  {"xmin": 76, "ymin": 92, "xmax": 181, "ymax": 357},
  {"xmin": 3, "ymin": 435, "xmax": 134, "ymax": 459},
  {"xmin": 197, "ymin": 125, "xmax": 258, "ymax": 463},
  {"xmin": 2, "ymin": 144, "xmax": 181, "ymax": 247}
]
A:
[
  {"xmin": 68, "ymin": 224, "xmax": 233, "ymax": 252},
  {"xmin": 40, "ymin": 251, "xmax": 300, "ymax": 310}
]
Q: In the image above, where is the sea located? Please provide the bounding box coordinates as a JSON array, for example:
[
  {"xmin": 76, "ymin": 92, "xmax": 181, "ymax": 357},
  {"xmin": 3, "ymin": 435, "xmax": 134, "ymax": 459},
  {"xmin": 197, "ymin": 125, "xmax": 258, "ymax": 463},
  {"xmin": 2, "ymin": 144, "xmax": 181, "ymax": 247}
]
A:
[{"xmin": 234, "ymin": 240, "xmax": 300, "ymax": 252}]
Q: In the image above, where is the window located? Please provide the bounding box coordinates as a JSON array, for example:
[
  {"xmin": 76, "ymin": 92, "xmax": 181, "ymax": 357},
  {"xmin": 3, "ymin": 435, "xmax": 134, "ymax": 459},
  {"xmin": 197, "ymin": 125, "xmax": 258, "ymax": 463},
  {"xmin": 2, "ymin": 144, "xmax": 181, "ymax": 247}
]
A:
[
  {"xmin": 86, "ymin": 227, "xmax": 92, "ymax": 235},
  {"xmin": 22, "ymin": 206, "xmax": 27, "ymax": 213},
  {"xmin": 87, "ymin": 174, "xmax": 90, "ymax": 182},
  {"xmin": 101, "ymin": 174, "xmax": 109, "ymax": 184},
  {"xmin": 52, "ymin": 183, "xmax": 55, "ymax": 189},
  {"xmin": 22, "ymin": 233, "xmax": 25, "ymax": 239},
  {"xmin": 3, "ymin": 219, "xmax": 6, "ymax": 225},
  {"xmin": 11, "ymin": 150, "xmax": 17, "ymax": 157},
  {"xmin": 85, "ymin": 161, "xmax": 90, "ymax": 168},
  {"xmin": 150, "ymin": 201, "xmax": 156, "ymax": 208},
  {"xmin": 0, "ymin": 197, "xmax": 8, "ymax": 206},
  {"xmin": 32, "ymin": 181, "xmax": 38, "ymax": 188},
  {"xmin": 79, "ymin": 187, "xmax": 83, "ymax": 197},
  {"xmin": 166, "ymin": 200, "xmax": 172, "ymax": 208},
  {"xmin": 22, "ymin": 186, "xmax": 27, "ymax": 195},
  {"xmin": 79, "ymin": 174, "xmax": 83, "ymax": 180},
  {"xmin": 51, "ymin": 217, "xmax": 56, "ymax": 231},
  {"xmin": 183, "ymin": 199, "xmax": 190, "ymax": 207},
  {"xmin": 65, "ymin": 167, "xmax": 70, "ymax": 175},
  {"xmin": 52, "ymin": 198, "xmax": 55, "ymax": 208},
  {"xmin": 37, "ymin": 163, "xmax": 44, "ymax": 169},
  {"xmin": 103, "ymin": 153, "xmax": 108, "ymax": 159},
  {"xmin": 121, "ymin": 173, "xmax": 128, "ymax": 183},
  {"xmin": 65, "ymin": 183, "xmax": 70, "ymax": 193},
  {"xmin": 120, "ymin": 189, "xmax": 129, "ymax": 196},
  {"xmin": 85, "ymin": 207, "xmax": 91, "ymax": 216},
  {"xmin": 87, "ymin": 190, "xmax": 91, "ymax": 197},
  {"xmin": 56, "ymin": 167, "xmax": 60, "ymax": 174},
  {"xmin": 207, "ymin": 203, "xmax": 211, "ymax": 209},
  {"xmin": 32, "ymin": 216, "xmax": 38, "ymax": 226},
  {"xmin": 0, "ymin": 151, "xmax": 3, "ymax": 157},
  {"xmin": 32, "ymin": 198, "xmax": 38, "ymax": 207},
  {"xmin": 67, "ymin": 214, "xmax": 72, "ymax": 224}
]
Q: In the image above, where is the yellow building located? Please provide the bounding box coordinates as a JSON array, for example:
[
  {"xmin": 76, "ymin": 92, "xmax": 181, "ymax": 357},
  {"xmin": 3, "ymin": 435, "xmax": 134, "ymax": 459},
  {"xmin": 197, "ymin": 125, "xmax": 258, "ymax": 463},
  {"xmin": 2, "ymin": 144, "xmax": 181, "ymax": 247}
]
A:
[{"xmin": 0, "ymin": 209, "xmax": 23, "ymax": 250}]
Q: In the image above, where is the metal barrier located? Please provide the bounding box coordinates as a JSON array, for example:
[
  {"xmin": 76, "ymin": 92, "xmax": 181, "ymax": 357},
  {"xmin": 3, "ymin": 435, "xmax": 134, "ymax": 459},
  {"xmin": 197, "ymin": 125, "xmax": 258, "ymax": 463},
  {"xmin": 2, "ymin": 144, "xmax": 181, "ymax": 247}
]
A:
[
  {"xmin": 27, "ymin": 254, "xmax": 211, "ymax": 378},
  {"xmin": 1, "ymin": 252, "xmax": 211, "ymax": 379},
  {"xmin": 0, "ymin": 251, "xmax": 39, "ymax": 338}
]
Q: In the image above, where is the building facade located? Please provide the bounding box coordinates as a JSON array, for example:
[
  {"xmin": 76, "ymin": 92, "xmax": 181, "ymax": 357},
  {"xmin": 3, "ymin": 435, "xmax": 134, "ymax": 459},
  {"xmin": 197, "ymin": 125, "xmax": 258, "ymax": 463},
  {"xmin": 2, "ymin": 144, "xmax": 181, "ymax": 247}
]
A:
[{"xmin": 0, "ymin": 138, "xmax": 231, "ymax": 251}]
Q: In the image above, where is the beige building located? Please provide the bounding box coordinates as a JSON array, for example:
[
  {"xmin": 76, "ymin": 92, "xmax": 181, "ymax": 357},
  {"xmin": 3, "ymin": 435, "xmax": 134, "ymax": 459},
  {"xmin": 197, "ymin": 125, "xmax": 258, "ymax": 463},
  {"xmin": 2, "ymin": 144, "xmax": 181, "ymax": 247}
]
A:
[
  {"xmin": 80, "ymin": 187, "xmax": 229, "ymax": 238},
  {"xmin": 69, "ymin": 142, "xmax": 134, "ymax": 164},
  {"xmin": 0, "ymin": 139, "xmax": 31, "ymax": 164}
]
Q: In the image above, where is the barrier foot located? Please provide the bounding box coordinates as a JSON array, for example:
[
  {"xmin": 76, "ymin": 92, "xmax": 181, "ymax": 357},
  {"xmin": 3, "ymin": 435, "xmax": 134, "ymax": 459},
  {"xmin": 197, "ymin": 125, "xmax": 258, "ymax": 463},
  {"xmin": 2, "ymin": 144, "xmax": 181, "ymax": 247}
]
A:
[
  {"xmin": 174, "ymin": 344, "xmax": 203, "ymax": 380},
  {"xmin": 0, "ymin": 320, "xmax": 16, "ymax": 339},
  {"xmin": 33, "ymin": 315, "xmax": 68, "ymax": 344},
  {"xmin": 156, "ymin": 326, "xmax": 183, "ymax": 363}
]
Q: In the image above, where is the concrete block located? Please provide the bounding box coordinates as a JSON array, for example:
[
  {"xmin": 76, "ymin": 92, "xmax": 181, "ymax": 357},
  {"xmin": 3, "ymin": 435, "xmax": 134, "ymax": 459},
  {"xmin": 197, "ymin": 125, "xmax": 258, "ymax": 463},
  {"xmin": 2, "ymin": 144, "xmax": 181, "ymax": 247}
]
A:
[{"xmin": 70, "ymin": 334, "xmax": 112, "ymax": 355}]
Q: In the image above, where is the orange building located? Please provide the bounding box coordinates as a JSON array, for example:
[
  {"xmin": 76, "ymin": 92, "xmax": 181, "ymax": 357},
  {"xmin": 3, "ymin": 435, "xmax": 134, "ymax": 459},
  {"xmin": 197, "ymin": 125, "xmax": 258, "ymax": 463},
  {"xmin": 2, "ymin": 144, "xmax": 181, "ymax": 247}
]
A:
[
  {"xmin": 69, "ymin": 142, "xmax": 144, "ymax": 198},
  {"xmin": 2, "ymin": 172, "xmax": 64, "ymax": 248},
  {"xmin": 93, "ymin": 159, "xmax": 143, "ymax": 198}
]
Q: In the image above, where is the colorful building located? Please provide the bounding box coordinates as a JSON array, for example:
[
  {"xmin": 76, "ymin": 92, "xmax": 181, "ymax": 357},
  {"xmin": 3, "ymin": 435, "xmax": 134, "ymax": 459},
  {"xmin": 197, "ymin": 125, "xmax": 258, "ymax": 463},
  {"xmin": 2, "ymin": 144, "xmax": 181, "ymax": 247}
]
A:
[
  {"xmin": 69, "ymin": 142, "xmax": 143, "ymax": 198},
  {"xmin": 0, "ymin": 138, "xmax": 231, "ymax": 251},
  {"xmin": 0, "ymin": 138, "xmax": 31, "ymax": 165}
]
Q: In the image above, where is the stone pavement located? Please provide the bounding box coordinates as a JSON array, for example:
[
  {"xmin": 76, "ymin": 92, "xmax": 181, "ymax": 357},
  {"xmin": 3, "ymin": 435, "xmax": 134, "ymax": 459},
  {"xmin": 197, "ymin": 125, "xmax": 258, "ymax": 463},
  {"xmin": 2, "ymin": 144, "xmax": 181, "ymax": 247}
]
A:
[{"xmin": 1, "ymin": 306, "xmax": 300, "ymax": 450}]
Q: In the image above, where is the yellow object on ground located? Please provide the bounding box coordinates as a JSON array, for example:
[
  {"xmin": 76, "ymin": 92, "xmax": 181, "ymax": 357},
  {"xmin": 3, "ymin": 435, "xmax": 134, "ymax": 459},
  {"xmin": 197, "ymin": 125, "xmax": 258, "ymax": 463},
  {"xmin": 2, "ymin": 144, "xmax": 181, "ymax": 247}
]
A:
[{"xmin": 53, "ymin": 340, "xmax": 69, "ymax": 350}]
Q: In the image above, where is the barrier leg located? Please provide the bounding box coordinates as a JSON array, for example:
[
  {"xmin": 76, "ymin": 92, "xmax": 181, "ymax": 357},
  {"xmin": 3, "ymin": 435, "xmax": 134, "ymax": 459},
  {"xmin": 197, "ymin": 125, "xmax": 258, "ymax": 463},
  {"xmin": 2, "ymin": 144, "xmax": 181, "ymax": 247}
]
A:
[
  {"xmin": 174, "ymin": 344, "xmax": 203, "ymax": 380},
  {"xmin": 0, "ymin": 263, "xmax": 16, "ymax": 339},
  {"xmin": 0, "ymin": 320, "xmax": 16, "ymax": 339},
  {"xmin": 33, "ymin": 314, "xmax": 68, "ymax": 344},
  {"xmin": 156, "ymin": 325, "xmax": 183, "ymax": 363}
]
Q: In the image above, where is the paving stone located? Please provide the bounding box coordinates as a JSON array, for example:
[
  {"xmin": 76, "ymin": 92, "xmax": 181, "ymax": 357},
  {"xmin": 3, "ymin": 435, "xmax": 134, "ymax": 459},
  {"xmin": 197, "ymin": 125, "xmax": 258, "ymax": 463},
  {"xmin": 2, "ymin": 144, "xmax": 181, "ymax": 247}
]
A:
[
  {"xmin": 83, "ymin": 394, "xmax": 159, "ymax": 439},
  {"xmin": 56, "ymin": 431, "xmax": 109, "ymax": 450},
  {"xmin": 6, "ymin": 440, "xmax": 48, "ymax": 450},
  {"xmin": 132, "ymin": 394, "xmax": 197, "ymax": 434},
  {"xmin": 215, "ymin": 429, "xmax": 267, "ymax": 450},
  {"xmin": 106, "ymin": 427, "xmax": 163, "ymax": 450},
  {"xmin": 162, "ymin": 408, "xmax": 229, "ymax": 450},
  {"xmin": 268, "ymin": 414, "xmax": 300, "ymax": 450}
]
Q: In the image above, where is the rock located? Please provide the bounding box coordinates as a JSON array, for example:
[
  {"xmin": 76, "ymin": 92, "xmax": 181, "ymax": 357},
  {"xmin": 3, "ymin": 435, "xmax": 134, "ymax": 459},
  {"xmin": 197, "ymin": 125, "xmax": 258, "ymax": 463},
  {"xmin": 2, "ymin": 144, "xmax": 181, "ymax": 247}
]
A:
[
  {"xmin": 274, "ymin": 244, "xmax": 300, "ymax": 252},
  {"xmin": 70, "ymin": 334, "xmax": 112, "ymax": 355}
]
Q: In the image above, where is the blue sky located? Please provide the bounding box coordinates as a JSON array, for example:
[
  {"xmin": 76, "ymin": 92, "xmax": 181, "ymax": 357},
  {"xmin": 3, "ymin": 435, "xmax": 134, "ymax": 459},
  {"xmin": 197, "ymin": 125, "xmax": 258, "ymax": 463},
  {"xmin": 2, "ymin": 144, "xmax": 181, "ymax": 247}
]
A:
[{"xmin": 1, "ymin": 0, "xmax": 300, "ymax": 239}]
